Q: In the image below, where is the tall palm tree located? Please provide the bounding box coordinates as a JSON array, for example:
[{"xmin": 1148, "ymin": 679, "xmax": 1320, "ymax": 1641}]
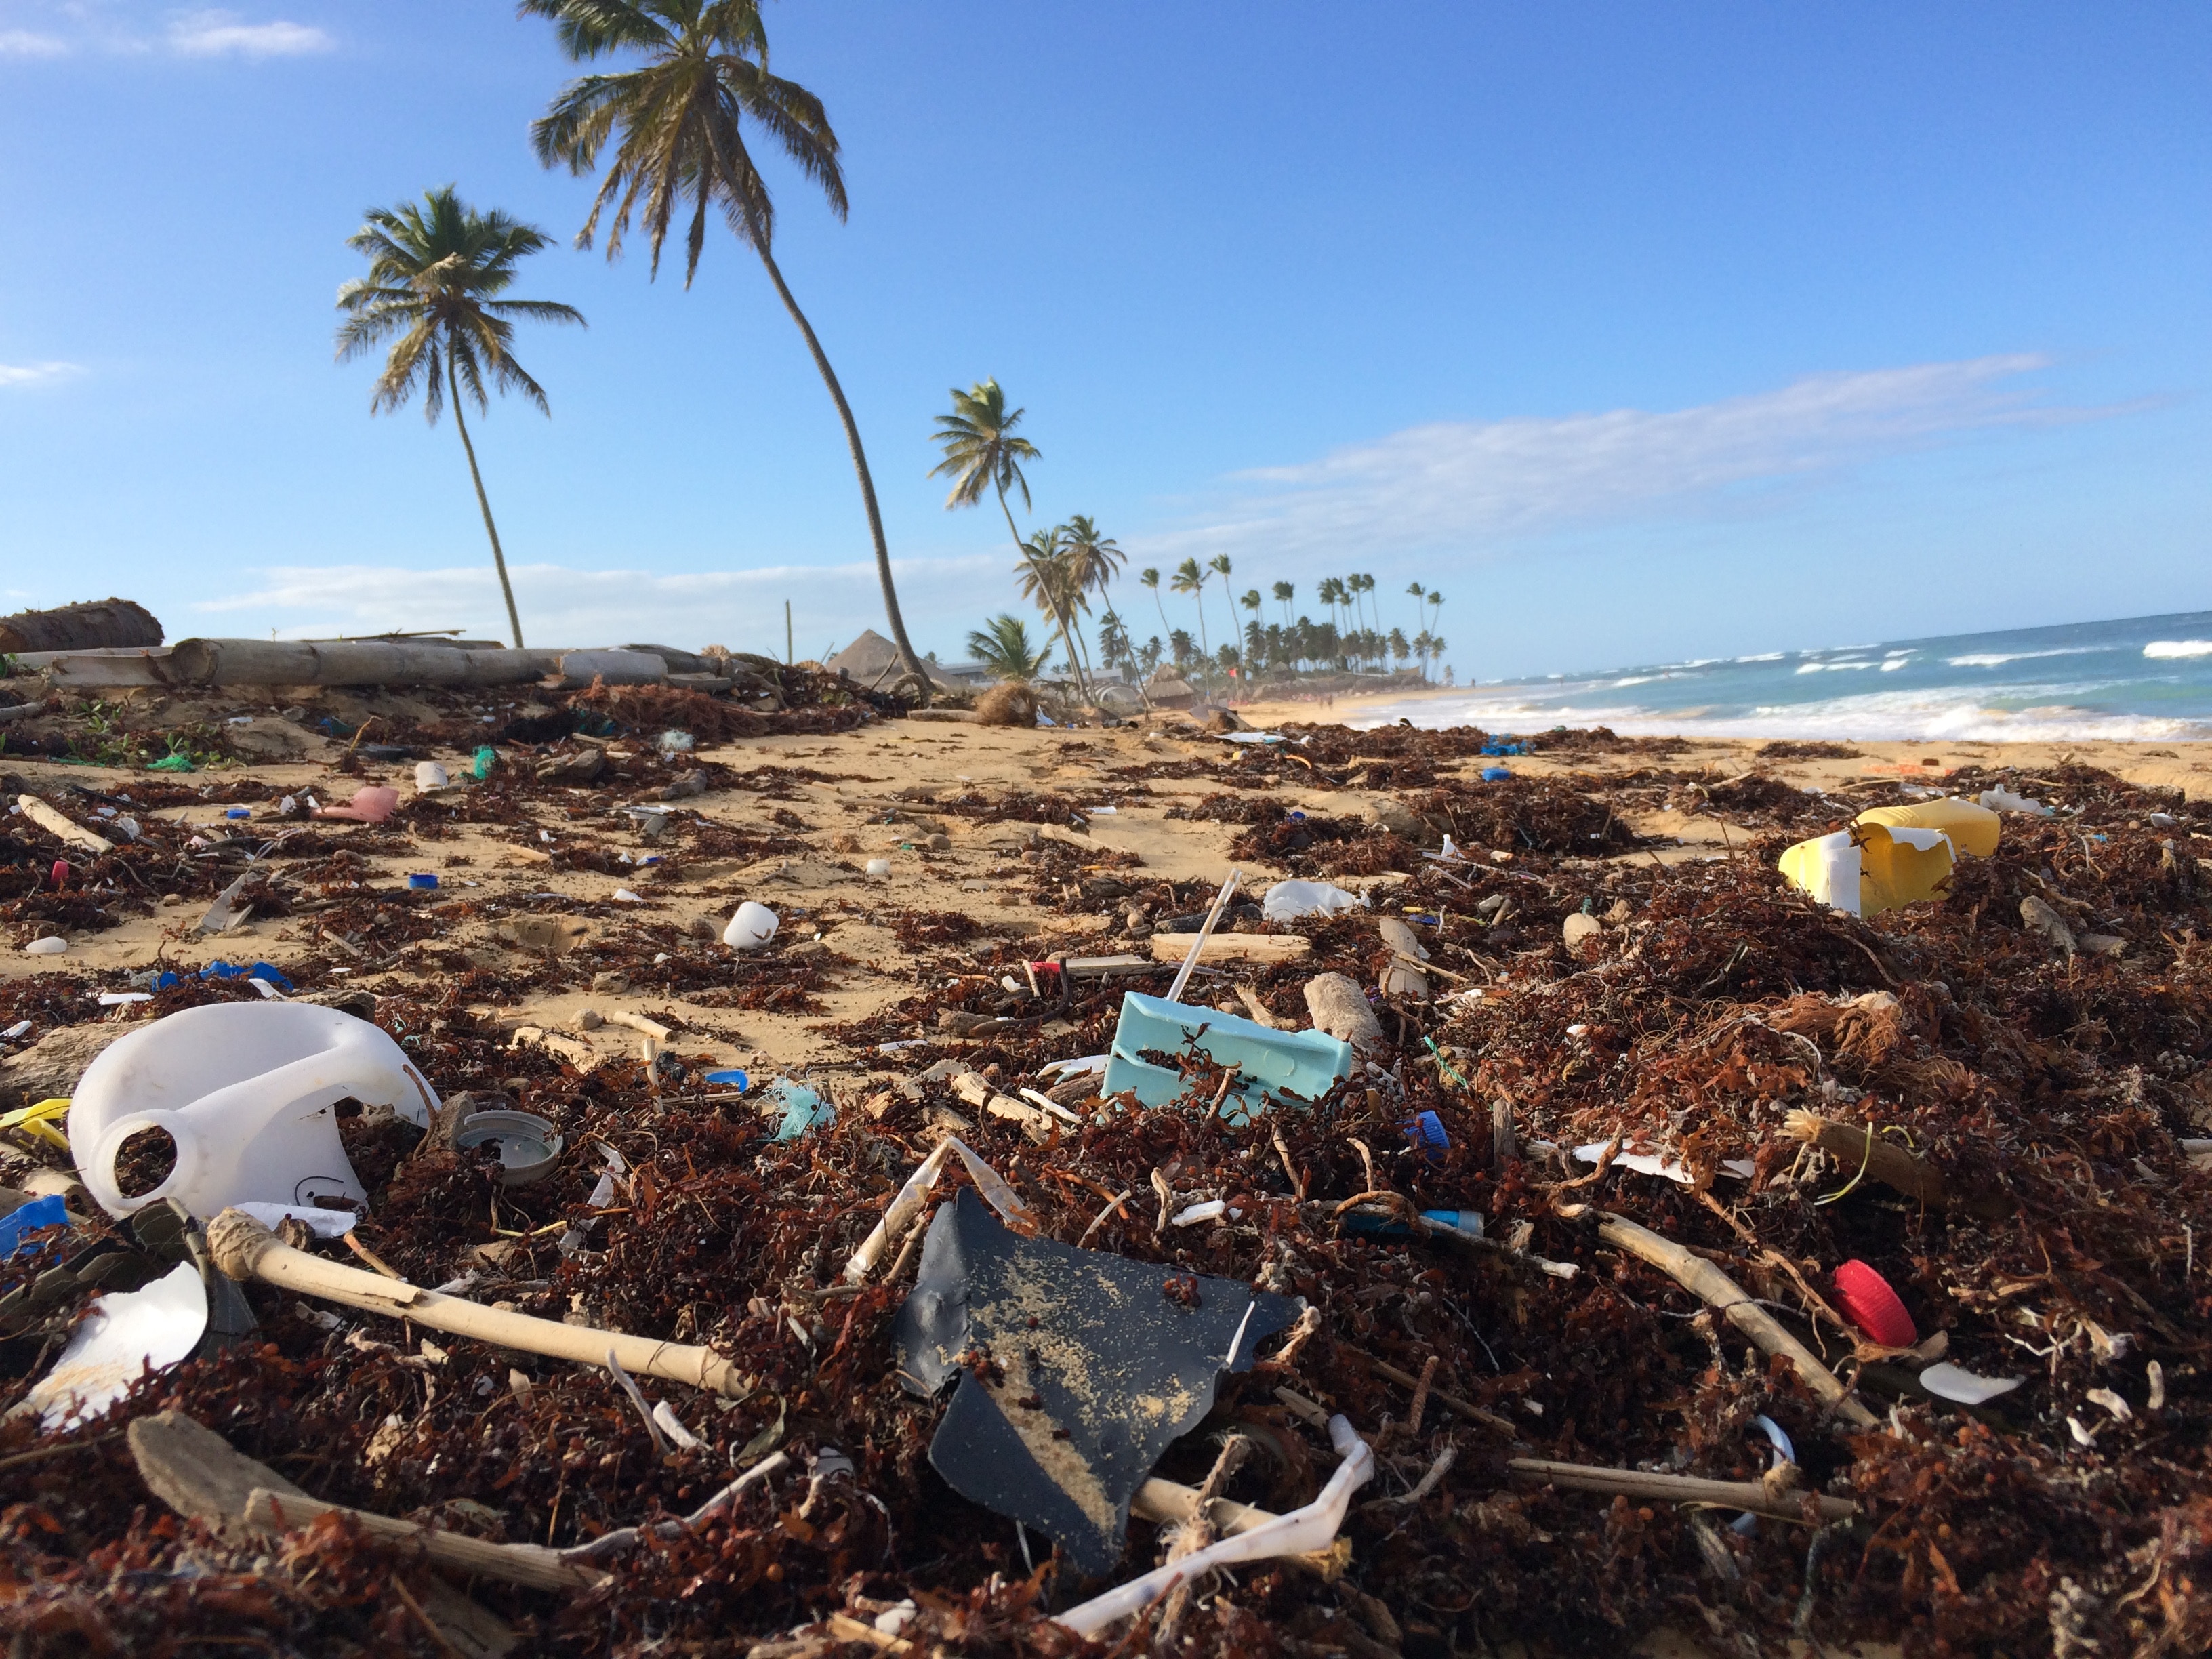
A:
[
  {"xmin": 1271, "ymin": 579, "xmax": 1294, "ymax": 626},
  {"xmin": 1170, "ymin": 557, "xmax": 1211, "ymax": 668},
  {"xmin": 931, "ymin": 380, "xmax": 1039, "ymax": 541},
  {"xmin": 521, "ymin": 0, "xmax": 927, "ymax": 687},
  {"xmin": 965, "ymin": 614, "xmax": 1050, "ymax": 681},
  {"xmin": 1014, "ymin": 525, "xmax": 1088, "ymax": 689},
  {"xmin": 336, "ymin": 186, "xmax": 583, "ymax": 649},
  {"xmin": 1206, "ymin": 554, "xmax": 1235, "ymax": 663},
  {"xmin": 1139, "ymin": 567, "xmax": 1174, "ymax": 663},
  {"xmin": 1406, "ymin": 580, "xmax": 1427, "ymax": 638},
  {"xmin": 1316, "ymin": 576, "xmax": 1345, "ymax": 636},
  {"xmin": 1059, "ymin": 515, "xmax": 1125, "ymax": 622}
]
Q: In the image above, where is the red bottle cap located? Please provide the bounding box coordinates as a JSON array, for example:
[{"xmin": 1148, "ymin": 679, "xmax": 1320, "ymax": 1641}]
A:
[{"xmin": 1834, "ymin": 1259, "xmax": 1915, "ymax": 1347}]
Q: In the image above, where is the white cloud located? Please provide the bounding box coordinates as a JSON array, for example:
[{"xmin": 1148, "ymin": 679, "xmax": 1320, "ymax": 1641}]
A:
[
  {"xmin": 0, "ymin": 28, "xmax": 68, "ymax": 55},
  {"xmin": 192, "ymin": 554, "xmax": 1004, "ymax": 659},
  {"xmin": 167, "ymin": 9, "xmax": 331, "ymax": 57},
  {"xmin": 1136, "ymin": 354, "xmax": 2110, "ymax": 568},
  {"xmin": 0, "ymin": 360, "xmax": 79, "ymax": 386}
]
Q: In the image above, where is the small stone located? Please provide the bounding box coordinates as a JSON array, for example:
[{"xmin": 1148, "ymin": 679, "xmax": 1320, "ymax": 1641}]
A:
[
  {"xmin": 926, "ymin": 832, "xmax": 951, "ymax": 852},
  {"xmin": 1563, "ymin": 913, "xmax": 1604, "ymax": 949},
  {"xmin": 591, "ymin": 971, "xmax": 630, "ymax": 994},
  {"xmin": 577, "ymin": 1008, "xmax": 603, "ymax": 1029},
  {"xmin": 159, "ymin": 893, "xmax": 183, "ymax": 907},
  {"xmin": 2019, "ymin": 895, "xmax": 2076, "ymax": 959}
]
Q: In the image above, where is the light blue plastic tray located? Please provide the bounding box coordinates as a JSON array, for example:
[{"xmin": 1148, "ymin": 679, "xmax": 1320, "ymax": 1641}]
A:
[{"xmin": 1102, "ymin": 992, "xmax": 1353, "ymax": 1122}]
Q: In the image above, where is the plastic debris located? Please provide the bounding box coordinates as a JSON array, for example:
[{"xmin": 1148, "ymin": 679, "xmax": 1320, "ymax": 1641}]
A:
[
  {"xmin": 723, "ymin": 901, "xmax": 779, "ymax": 951},
  {"xmin": 1260, "ymin": 878, "xmax": 1364, "ymax": 922},
  {"xmin": 407, "ymin": 872, "xmax": 438, "ymax": 890},
  {"xmin": 1978, "ymin": 786, "xmax": 2051, "ymax": 815},
  {"xmin": 228, "ymin": 1202, "xmax": 359, "ymax": 1240},
  {"xmin": 453, "ymin": 1109, "xmax": 566, "ymax": 1185},
  {"xmin": 1303, "ymin": 972, "xmax": 1385, "ymax": 1056},
  {"xmin": 413, "ymin": 760, "xmax": 449, "ymax": 790},
  {"xmin": 764, "ymin": 1078, "xmax": 834, "ymax": 1141},
  {"xmin": 865, "ymin": 858, "xmax": 891, "ymax": 876},
  {"xmin": 68, "ymin": 1002, "xmax": 438, "ymax": 1220},
  {"xmin": 1834, "ymin": 1258, "xmax": 1917, "ymax": 1347},
  {"xmin": 0, "ymin": 1193, "xmax": 70, "ymax": 1260},
  {"xmin": 893, "ymin": 1188, "xmax": 1298, "ymax": 1575},
  {"xmin": 23, "ymin": 937, "xmax": 66, "ymax": 956},
  {"xmin": 1919, "ymin": 1362, "xmax": 2026, "ymax": 1405},
  {"xmin": 1052, "ymin": 1412, "xmax": 1374, "ymax": 1637},
  {"xmin": 1103, "ymin": 991, "xmax": 1353, "ymax": 1120},
  {"xmin": 19, "ymin": 1261, "xmax": 208, "ymax": 1431},
  {"xmin": 312, "ymin": 785, "xmax": 401, "ymax": 825},
  {"xmin": 1479, "ymin": 766, "xmax": 1514, "ymax": 781}
]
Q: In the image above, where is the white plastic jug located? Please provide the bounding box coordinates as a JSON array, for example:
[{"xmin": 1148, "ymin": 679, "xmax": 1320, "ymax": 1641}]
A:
[{"xmin": 67, "ymin": 1002, "xmax": 440, "ymax": 1221}]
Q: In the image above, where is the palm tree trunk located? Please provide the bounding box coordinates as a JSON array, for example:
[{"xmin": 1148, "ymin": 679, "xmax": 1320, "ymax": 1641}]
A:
[
  {"xmin": 1000, "ymin": 491, "xmax": 1087, "ymax": 695},
  {"xmin": 448, "ymin": 355, "xmax": 525, "ymax": 650},
  {"xmin": 754, "ymin": 245, "xmax": 929, "ymax": 693}
]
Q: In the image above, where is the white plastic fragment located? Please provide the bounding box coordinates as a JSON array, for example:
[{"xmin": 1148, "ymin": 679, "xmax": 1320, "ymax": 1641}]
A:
[
  {"xmin": 865, "ymin": 858, "xmax": 892, "ymax": 877},
  {"xmin": 612, "ymin": 888, "xmax": 645, "ymax": 904},
  {"xmin": 652, "ymin": 1399, "xmax": 704, "ymax": 1451},
  {"xmin": 18, "ymin": 1261, "xmax": 207, "ymax": 1430},
  {"xmin": 414, "ymin": 761, "xmax": 449, "ymax": 790},
  {"xmin": 1260, "ymin": 879, "xmax": 1364, "ymax": 923},
  {"xmin": 1038, "ymin": 1054, "xmax": 1110, "ymax": 1078},
  {"xmin": 24, "ymin": 937, "xmax": 67, "ymax": 956},
  {"xmin": 841, "ymin": 1134, "xmax": 1027, "ymax": 1284},
  {"xmin": 1170, "ymin": 1199, "xmax": 1227, "ymax": 1227},
  {"xmin": 723, "ymin": 902, "xmax": 779, "ymax": 951},
  {"xmin": 1052, "ymin": 1414, "xmax": 1376, "ymax": 1638},
  {"xmin": 1978, "ymin": 787, "xmax": 2052, "ymax": 816},
  {"xmin": 1918, "ymin": 1362, "xmax": 2025, "ymax": 1405},
  {"xmin": 1572, "ymin": 1143, "xmax": 1757, "ymax": 1184},
  {"xmin": 230, "ymin": 1202, "xmax": 361, "ymax": 1240}
]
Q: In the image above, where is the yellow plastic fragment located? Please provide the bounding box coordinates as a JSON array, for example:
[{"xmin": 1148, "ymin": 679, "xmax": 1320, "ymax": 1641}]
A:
[
  {"xmin": 1854, "ymin": 798, "xmax": 2001, "ymax": 857},
  {"xmin": 0, "ymin": 1097, "xmax": 71, "ymax": 1151}
]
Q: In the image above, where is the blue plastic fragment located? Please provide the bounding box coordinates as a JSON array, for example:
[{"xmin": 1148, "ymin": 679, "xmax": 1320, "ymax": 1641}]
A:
[
  {"xmin": 407, "ymin": 873, "xmax": 438, "ymax": 890},
  {"xmin": 0, "ymin": 1194, "xmax": 69, "ymax": 1261},
  {"xmin": 224, "ymin": 807, "xmax": 251, "ymax": 819},
  {"xmin": 183, "ymin": 960, "xmax": 296, "ymax": 992},
  {"xmin": 1102, "ymin": 992, "xmax": 1353, "ymax": 1124},
  {"xmin": 1342, "ymin": 1206, "xmax": 1483, "ymax": 1241},
  {"xmin": 1479, "ymin": 766, "xmax": 1513, "ymax": 782},
  {"xmin": 703, "ymin": 1068, "xmax": 750, "ymax": 1091},
  {"xmin": 1404, "ymin": 1110, "xmax": 1450, "ymax": 1155},
  {"xmin": 1479, "ymin": 737, "xmax": 1528, "ymax": 756}
]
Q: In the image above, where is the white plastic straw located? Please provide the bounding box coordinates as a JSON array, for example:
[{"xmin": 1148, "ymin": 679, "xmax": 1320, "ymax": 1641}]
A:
[{"xmin": 1165, "ymin": 867, "xmax": 1241, "ymax": 1005}]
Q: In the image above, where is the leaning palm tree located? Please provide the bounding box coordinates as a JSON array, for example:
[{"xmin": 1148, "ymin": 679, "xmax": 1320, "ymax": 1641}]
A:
[
  {"xmin": 1139, "ymin": 567, "xmax": 1174, "ymax": 651},
  {"xmin": 931, "ymin": 380, "xmax": 1040, "ymax": 548},
  {"xmin": 336, "ymin": 186, "xmax": 583, "ymax": 649},
  {"xmin": 1406, "ymin": 580, "xmax": 1427, "ymax": 638},
  {"xmin": 1059, "ymin": 516, "xmax": 1125, "ymax": 620},
  {"xmin": 965, "ymin": 613, "xmax": 1050, "ymax": 681},
  {"xmin": 1272, "ymin": 579, "xmax": 1294, "ymax": 626},
  {"xmin": 1014, "ymin": 525, "xmax": 1088, "ymax": 691},
  {"xmin": 1170, "ymin": 558, "xmax": 1212, "ymax": 669},
  {"xmin": 1206, "ymin": 554, "xmax": 1235, "ymax": 662},
  {"xmin": 521, "ymin": 0, "xmax": 927, "ymax": 687}
]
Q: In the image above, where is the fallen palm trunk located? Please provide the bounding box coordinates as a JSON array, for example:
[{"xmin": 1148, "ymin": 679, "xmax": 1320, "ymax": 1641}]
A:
[
  {"xmin": 205, "ymin": 1208, "xmax": 742, "ymax": 1395},
  {"xmin": 1597, "ymin": 1212, "xmax": 1879, "ymax": 1429},
  {"xmin": 1507, "ymin": 1458, "xmax": 1859, "ymax": 1523},
  {"xmin": 0, "ymin": 598, "xmax": 162, "ymax": 653},
  {"xmin": 244, "ymin": 1488, "xmax": 607, "ymax": 1591},
  {"xmin": 26, "ymin": 638, "xmax": 672, "ymax": 690}
]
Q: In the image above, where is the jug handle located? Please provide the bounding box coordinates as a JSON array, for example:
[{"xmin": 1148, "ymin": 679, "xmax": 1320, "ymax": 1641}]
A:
[{"xmin": 89, "ymin": 1111, "xmax": 200, "ymax": 1215}]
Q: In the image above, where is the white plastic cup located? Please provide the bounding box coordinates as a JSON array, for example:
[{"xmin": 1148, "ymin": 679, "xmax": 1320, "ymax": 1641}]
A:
[
  {"xmin": 415, "ymin": 761, "xmax": 449, "ymax": 790},
  {"xmin": 865, "ymin": 858, "xmax": 891, "ymax": 877},
  {"xmin": 724, "ymin": 901, "xmax": 779, "ymax": 952}
]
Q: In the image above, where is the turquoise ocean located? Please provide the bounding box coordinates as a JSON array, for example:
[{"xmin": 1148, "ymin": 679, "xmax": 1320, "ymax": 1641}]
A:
[{"xmin": 1352, "ymin": 610, "xmax": 2212, "ymax": 743}]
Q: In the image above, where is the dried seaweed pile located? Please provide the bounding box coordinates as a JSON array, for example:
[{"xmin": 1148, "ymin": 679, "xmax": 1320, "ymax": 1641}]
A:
[{"xmin": 3, "ymin": 746, "xmax": 2211, "ymax": 1657}]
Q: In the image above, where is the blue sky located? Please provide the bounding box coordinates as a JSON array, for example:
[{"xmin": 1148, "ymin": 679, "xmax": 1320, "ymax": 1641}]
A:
[{"xmin": 2, "ymin": 2, "xmax": 2209, "ymax": 678}]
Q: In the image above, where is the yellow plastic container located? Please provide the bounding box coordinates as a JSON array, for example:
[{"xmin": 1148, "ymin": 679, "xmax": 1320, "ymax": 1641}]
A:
[
  {"xmin": 1776, "ymin": 797, "xmax": 2000, "ymax": 917},
  {"xmin": 1853, "ymin": 798, "xmax": 2001, "ymax": 857}
]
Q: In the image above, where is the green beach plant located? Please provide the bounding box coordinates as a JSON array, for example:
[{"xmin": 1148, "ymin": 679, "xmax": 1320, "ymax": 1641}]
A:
[{"xmin": 335, "ymin": 186, "xmax": 582, "ymax": 649}]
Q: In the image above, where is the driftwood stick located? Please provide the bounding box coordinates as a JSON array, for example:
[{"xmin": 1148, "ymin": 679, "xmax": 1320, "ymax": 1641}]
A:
[
  {"xmin": 1597, "ymin": 1212, "xmax": 1879, "ymax": 1429},
  {"xmin": 1508, "ymin": 1458, "xmax": 1859, "ymax": 1524},
  {"xmin": 243, "ymin": 1488, "xmax": 607, "ymax": 1591},
  {"xmin": 207, "ymin": 1208, "xmax": 743, "ymax": 1396},
  {"xmin": 1366, "ymin": 1356, "xmax": 1517, "ymax": 1435},
  {"xmin": 1130, "ymin": 1477, "xmax": 1349, "ymax": 1578},
  {"xmin": 1782, "ymin": 1110, "xmax": 1946, "ymax": 1206}
]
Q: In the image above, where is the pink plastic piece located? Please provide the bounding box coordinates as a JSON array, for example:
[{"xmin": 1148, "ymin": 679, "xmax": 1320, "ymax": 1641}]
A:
[{"xmin": 312, "ymin": 785, "xmax": 401, "ymax": 825}]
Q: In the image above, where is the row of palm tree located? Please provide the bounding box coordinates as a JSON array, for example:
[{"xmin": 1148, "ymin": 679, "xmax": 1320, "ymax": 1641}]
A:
[{"xmin": 334, "ymin": 0, "xmax": 1458, "ymax": 692}]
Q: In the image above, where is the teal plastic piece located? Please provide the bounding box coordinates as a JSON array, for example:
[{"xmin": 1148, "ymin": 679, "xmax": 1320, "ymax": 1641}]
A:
[
  {"xmin": 472, "ymin": 745, "xmax": 497, "ymax": 779},
  {"xmin": 1102, "ymin": 992, "xmax": 1353, "ymax": 1124},
  {"xmin": 766, "ymin": 1078, "xmax": 833, "ymax": 1141}
]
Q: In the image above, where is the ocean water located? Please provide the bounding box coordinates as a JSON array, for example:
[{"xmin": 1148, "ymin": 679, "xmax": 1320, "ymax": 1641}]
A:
[{"xmin": 1351, "ymin": 610, "xmax": 2212, "ymax": 743}]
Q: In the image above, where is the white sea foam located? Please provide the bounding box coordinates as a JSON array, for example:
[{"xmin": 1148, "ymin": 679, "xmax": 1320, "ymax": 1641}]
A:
[
  {"xmin": 1948, "ymin": 646, "xmax": 2102, "ymax": 668},
  {"xmin": 2144, "ymin": 640, "xmax": 2212, "ymax": 659},
  {"xmin": 1795, "ymin": 659, "xmax": 1877, "ymax": 674}
]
